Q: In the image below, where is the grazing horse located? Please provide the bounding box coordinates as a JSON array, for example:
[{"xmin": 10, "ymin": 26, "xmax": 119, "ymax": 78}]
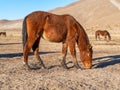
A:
[
  {"xmin": 22, "ymin": 11, "xmax": 93, "ymax": 69},
  {"xmin": 0, "ymin": 32, "xmax": 6, "ymax": 37},
  {"xmin": 95, "ymin": 30, "xmax": 111, "ymax": 41}
]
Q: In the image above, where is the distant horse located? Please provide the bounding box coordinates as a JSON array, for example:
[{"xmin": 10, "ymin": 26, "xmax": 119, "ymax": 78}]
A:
[
  {"xmin": 22, "ymin": 11, "xmax": 93, "ymax": 69},
  {"xmin": 0, "ymin": 32, "xmax": 6, "ymax": 37},
  {"xmin": 95, "ymin": 30, "xmax": 111, "ymax": 41}
]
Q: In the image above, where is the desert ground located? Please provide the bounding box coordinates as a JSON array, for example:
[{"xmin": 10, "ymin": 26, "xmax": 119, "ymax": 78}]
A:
[
  {"xmin": 1, "ymin": 0, "xmax": 120, "ymax": 90},
  {"xmin": 0, "ymin": 28, "xmax": 120, "ymax": 90}
]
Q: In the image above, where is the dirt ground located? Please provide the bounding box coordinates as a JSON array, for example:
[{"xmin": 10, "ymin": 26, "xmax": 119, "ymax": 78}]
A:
[{"xmin": 0, "ymin": 29, "xmax": 120, "ymax": 90}]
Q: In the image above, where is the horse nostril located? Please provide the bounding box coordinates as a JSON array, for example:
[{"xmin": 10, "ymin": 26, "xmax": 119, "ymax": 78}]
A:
[{"xmin": 86, "ymin": 65, "xmax": 92, "ymax": 69}]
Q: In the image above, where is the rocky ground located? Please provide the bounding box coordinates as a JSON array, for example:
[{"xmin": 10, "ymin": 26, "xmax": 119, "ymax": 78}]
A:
[{"xmin": 0, "ymin": 29, "xmax": 120, "ymax": 90}]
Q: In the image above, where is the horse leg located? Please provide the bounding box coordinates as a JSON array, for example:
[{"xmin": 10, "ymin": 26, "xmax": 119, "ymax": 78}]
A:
[
  {"xmin": 96, "ymin": 36, "xmax": 97, "ymax": 41},
  {"xmin": 68, "ymin": 40, "xmax": 80, "ymax": 69},
  {"xmin": 95, "ymin": 34, "xmax": 98, "ymax": 40},
  {"xmin": 61, "ymin": 42, "xmax": 68, "ymax": 69},
  {"xmin": 104, "ymin": 35, "xmax": 107, "ymax": 41},
  {"xmin": 23, "ymin": 41, "xmax": 33, "ymax": 69},
  {"xmin": 5, "ymin": 33, "xmax": 6, "ymax": 37},
  {"xmin": 98, "ymin": 35, "xmax": 101, "ymax": 40},
  {"xmin": 23, "ymin": 36, "xmax": 37, "ymax": 69},
  {"xmin": 32, "ymin": 37, "xmax": 46, "ymax": 69}
]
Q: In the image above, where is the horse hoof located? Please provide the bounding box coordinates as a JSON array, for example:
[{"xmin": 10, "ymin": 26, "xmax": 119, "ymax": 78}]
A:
[
  {"xmin": 41, "ymin": 66, "xmax": 47, "ymax": 69},
  {"xmin": 75, "ymin": 66, "xmax": 80, "ymax": 69},
  {"xmin": 40, "ymin": 64, "xmax": 46, "ymax": 69},
  {"xmin": 74, "ymin": 64, "xmax": 81, "ymax": 69},
  {"xmin": 62, "ymin": 64, "xmax": 68, "ymax": 69},
  {"xmin": 23, "ymin": 64, "xmax": 31, "ymax": 70}
]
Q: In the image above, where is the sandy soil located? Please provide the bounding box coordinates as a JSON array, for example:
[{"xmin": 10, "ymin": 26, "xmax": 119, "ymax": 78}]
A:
[{"xmin": 0, "ymin": 29, "xmax": 120, "ymax": 90}]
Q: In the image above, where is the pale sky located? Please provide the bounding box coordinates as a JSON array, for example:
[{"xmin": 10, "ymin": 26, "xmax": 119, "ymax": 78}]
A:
[{"xmin": 0, "ymin": 0, "xmax": 78, "ymax": 20}]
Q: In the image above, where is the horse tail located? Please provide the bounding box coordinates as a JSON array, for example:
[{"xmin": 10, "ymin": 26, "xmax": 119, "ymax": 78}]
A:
[
  {"xmin": 107, "ymin": 32, "xmax": 111, "ymax": 41},
  {"xmin": 22, "ymin": 16, "xmax": 28, "ymax": 50}
]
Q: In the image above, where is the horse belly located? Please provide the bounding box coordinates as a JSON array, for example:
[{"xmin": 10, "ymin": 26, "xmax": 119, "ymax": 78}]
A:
[{"xmin": 43, "ymin": 30, "xmax": 65, "ymax": 42}]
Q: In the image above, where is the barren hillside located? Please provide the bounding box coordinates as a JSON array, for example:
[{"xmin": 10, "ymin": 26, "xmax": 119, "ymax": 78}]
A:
[
  {"xmin": 0, "ymin": 0, "xmax": 120, "ymax": 31},
  {"xmin": 0, "ymin": 19, "xmax": 22, "ymax": 30},
  {"xmin": 50, "ymin": 0, "xmax": 120, "ymax": 29}
]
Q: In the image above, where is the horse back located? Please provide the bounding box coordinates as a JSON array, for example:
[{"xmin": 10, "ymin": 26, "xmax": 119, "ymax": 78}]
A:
[
  {"xmin": 24, "ymin": 11, "xmax": 81, "ymax": 43},
  {"xmin": 43, "ymin": 13, "xmax": 68, "ymax": 42},
  {"xmin": 25, "ymin": 11, "xmax": 68, "ymax": 42}
]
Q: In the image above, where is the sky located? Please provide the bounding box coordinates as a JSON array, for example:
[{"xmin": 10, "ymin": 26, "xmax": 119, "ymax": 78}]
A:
[{"xmin": 0, "ymin": 0, "xmax": 78, "ymax": 20}]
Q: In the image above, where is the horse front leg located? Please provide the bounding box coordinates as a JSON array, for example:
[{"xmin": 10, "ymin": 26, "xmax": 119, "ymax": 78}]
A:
[
  {"xmin": 61, "ymin": 42, "xmax": 68, "ymax": 69},
  {"xmin": 98, "ymin": 35, "xmax": 101, "ymax": 40},
  {"xmin": 104, "ymin": 35, "xmax": 107, "ymax": 41},
  {"xmin": 68, "ymin": 40, "xmax": 80, "ymax": 69}
]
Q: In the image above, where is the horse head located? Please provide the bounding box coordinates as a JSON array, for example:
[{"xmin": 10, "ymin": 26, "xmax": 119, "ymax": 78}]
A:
[{"xmin": 80, "ymin": 44, "xmax": 93, "ymax": 69}]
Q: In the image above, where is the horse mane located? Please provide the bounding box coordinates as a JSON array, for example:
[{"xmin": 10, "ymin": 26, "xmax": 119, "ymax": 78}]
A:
[{"xmin": 73, "ymin": 17, "xmax": 90, "ymax": 50}]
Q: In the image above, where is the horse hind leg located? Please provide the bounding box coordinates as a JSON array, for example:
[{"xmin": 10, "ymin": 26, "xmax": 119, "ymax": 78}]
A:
[
  {"xmin": 32, "ymin": 37, "xmax": 46, "ymax": 69},
  {"xmin": 23, "ymin": 40, "xmax": 34, "ymax": 69},
  {"xmin": 23, "ymin": 35, "xmax": 40, "ymax": 69},
  {"xmin": 61, "ymin": 42, "xmax": 68, "ymax": 69}
]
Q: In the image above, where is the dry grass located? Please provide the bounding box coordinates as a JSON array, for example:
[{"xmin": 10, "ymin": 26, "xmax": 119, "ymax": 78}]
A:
[
  {"xmin": 0, "ymin": 0, "xmax": 120, "ymax": 89},
  {"xmin": 0, "ymin": 28, "xmax": 120, "ymax": 90}
]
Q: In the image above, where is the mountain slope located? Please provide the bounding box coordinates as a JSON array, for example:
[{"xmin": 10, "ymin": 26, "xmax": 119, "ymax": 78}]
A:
[
  {"xmin": 0, "ymin": 0, "xmax": 120, "ymax": 30},
  {"xmin": 50, "ymin": 0, "xmax": 120, "ymax": 28},
  {"xmin": 0, "ymin": 19, "xmax": 22, "ymax": 30}
]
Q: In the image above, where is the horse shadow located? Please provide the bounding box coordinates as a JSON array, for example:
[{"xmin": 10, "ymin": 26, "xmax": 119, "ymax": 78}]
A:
[
  {"xmin": 0, "ymin": 51, "xmax": 57, "ymax": 58},
  {"xmin": 47, "ymin": 61, "xmax": 74, "ymax": 70},
  {"xmin": 93, "ymin": 55, "xmax": 120, "ymax": 68},
  {"xmin": 0, "ymin": 43, "xmax": 21, "ymax": 45},
  {"xmin": 29, "ymin": 54, "xmax": 120, "ymax": 70}
]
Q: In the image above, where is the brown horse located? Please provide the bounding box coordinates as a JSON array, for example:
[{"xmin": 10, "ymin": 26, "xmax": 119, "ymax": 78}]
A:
[
  {"xmin": 95, "ymin": 30, "xmax": 111, "ymax": 41},
  {"xmin": 0, "ymin": 32, "xmax": 6, "ymax": 37},
  {"xmin": 22, "ymin": 11, "xmax": 93, "ymax": 69}
]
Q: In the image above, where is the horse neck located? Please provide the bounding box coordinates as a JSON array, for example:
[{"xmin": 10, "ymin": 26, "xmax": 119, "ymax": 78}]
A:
[{"xmin": 76, "ymin": 23, "xmax": 90, "ymax": 51}]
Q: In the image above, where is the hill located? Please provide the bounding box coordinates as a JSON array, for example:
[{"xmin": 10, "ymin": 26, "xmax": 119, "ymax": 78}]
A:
[
  {"xmin": 0, "ymin": 0, "xmax": 120, "ymax": 31},
  {"xmin": 50, "ymin": 0, "xmax": 120, "ymax": 29},
  {"xmin": 0, "ymin": 19, "xmax": 22, "ymax": 30}
]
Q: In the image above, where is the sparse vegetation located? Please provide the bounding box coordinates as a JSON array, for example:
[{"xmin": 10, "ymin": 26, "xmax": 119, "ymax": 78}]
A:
[{"xmin": 0, "ymin": 0, "xmax": 120, "ymax": 89}]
